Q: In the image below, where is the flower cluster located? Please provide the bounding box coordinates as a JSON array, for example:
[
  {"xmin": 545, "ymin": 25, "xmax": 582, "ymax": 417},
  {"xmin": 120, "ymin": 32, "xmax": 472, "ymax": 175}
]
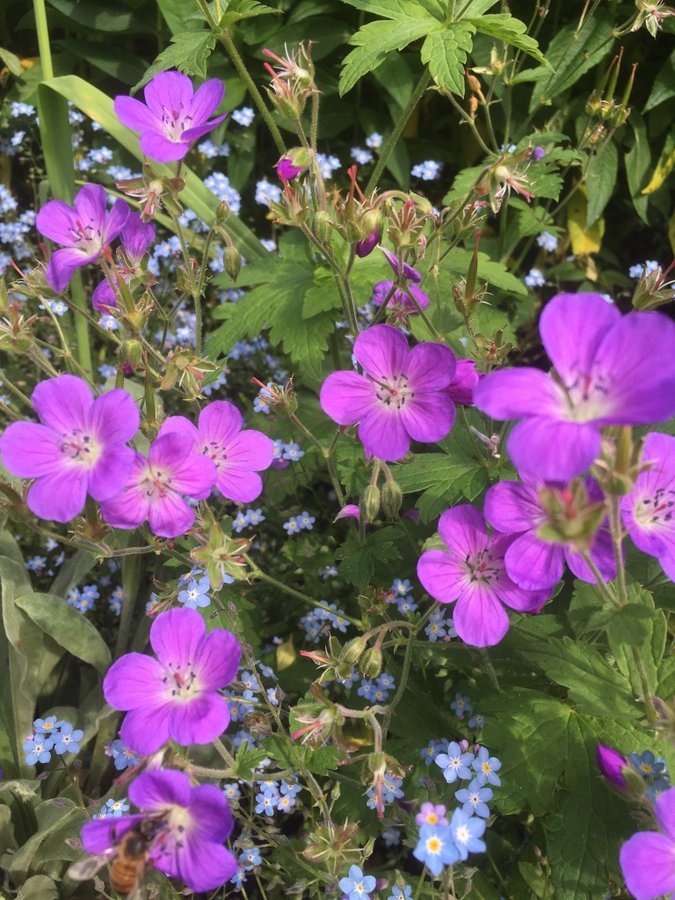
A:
[
  {"xmin": 23, "ymin": 716, "xmax": 84, "ymax": 764},
  {"xmin": 300, "ymin": 604, "xmax": 350, "ymax": 643},
  {"xmin": 254, "ymin": 778, "xmax": 302, "ymax": 816}
]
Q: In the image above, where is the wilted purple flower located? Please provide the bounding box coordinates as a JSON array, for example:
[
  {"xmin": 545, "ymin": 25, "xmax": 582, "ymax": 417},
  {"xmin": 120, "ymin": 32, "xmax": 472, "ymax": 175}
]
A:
[
  {"xmin": 381, "ymin": 247, "xmax": 422, "ymax": 283},
  {"xmin": 371, "ymin": 280, "xmax": 430, "ymax": 319},
  {"xmin": 445, "ymin": 359, "xmax": 481, "ymax": 406},
  {"xmin": 622, "ymin": 432, "xmax": 675, "ymax": 582},
  {"xmin": 484, "ymin": 477, "xmax": 617, "ymax": 590},
  {"xmin": 100, "ymin": 432, "xmax": 216, "ymax": 538},
  {"xmin": 81, "ymin": 769, "xmax": 237, "ymax": 893},
  {"xmin": 276, "ymin": 156, "xmax": 304, "ymax": 180},
  {"xmin": 159, "ymin": 401, "xmax": 274, "ymax": 503},
  {"xmin": 474, "ymin": 292, "xmax": 675, "ymax": 481},
  {"xmin": 0, "ymin": 374, "xmax": 139, "ymax": 523},
  {"xmin": 355, "ymin": 225, "xmax": 380, "ymax": 258},
  {"xmin": 320, "ymin": 324, "xmax": 456, "ymax": 462},
  {"xmin": 93, "ymin": 211, "xmax": 155, "ymax": 311},
  {"xmin": 35, "ymin": 184, "xmax": 129, "ymax": 291},
  {"xmin": 115, "ymin": 71, "xmax": 226, "ymax": 163},
  {"xmin": 619, "ymin": 787, "xmax": 675, "ymax": 899},
  {"xmin": 596, "ymin": 744, "xmax": 630, "ymax": 793},
  {"xmin": 334, "ymin": 503, "xmax": 360, "ymax": 522},
  {"xmin": 103, "ymin": 608, "xmax": 240, "ymax": 754},
  {"xmin": 417, "ymin": 504, "xmax": 549, "ymax": 646}
]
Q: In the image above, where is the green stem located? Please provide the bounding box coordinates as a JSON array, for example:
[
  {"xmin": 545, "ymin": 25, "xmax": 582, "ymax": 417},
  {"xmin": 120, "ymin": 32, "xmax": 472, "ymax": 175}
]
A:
[
  {"xmin": 33, "ymin": 0, "xmax": 54, "ymax": 77},
  {"xmin": 446, "ymin": 92, "xmax": 495, "ymax": 156},
  {"xmin": 366, "ymin": 70, "xmax": 432, "ymax": 194},
  {"xmin": 0, "ymin": 370, "xmax": 31, "ymax": 407},
  {"xmin": 607, "ymin": 495, "xmax": 628, "ymax": 606},
  {"xmin": 218, "ymin": 28, "xmax": 286, "ymax": 156},
  {"xmin": 631, "ymin": 647, "xmax": 657, "ymax": 724}
]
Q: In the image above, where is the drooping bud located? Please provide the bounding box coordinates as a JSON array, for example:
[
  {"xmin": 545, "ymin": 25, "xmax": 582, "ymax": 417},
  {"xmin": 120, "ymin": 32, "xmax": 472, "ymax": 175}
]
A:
[
  {"xmin": 381, "ymin": 480, "xmax": 402, "ymax": 520},
  {"xmin": 360, "ymin": 484, "xmax": 381, "ymax": 524},
  {"xmin": 313, "ymin": 210, "xmax": 334, "ymax": 244},
  {"xmin": 360, "ymin": 647, "xmax": 383, "ymax": 679},
  {"xmin": 223, "ymin": 244, "xmax": 242, "ymax": 282},
  {"xmin": 340, "ymin": 636, "xmax": 367, "ymax": 667}
]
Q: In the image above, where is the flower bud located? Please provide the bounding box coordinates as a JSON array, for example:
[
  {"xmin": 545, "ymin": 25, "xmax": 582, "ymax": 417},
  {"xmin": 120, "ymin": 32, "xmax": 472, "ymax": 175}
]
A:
[
  {"xmin": 360, "ymin": 647, "xmax": 383, "ymax": 679},
  {"xmin": 380, "ymin": 480, "xmax": 402, "ymax": 519},
  {"xmin": 360, "ymin": 484, "xmax": 381, "ymax": 524},
  {"xmin": 313, "ymin": 210, "xmax": 334, "ymax": 244},
  {"xmin": 224, "ymin": 245, "xmax": 242, "ymax": 282},
  {"xmin": 340, "ymin": 636, "xmax": 367, "ymax": 666},
  {"xmin": 118, "ymin": 339, "xmax": 143, "ymax": 374}
]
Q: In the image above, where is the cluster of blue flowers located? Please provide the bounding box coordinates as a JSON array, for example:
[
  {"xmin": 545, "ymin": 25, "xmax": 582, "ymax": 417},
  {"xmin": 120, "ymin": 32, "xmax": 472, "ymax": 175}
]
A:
[
  {"xmin": 524, "ymin": 267, "xmax": 546, "ymax": 288},
  {"xmin": 272, "ymin": 438, "xmax": 304, "ymax": 461},
  {"xmin": 67, "ymin": 583, "xmax": 100, "ymax": 614},
  {"xmin": 435, "ymin": 741, "xmax": 502, "ymax": 788},
  {"xmin": 299, "ymin": 603, "xmax": 349, "ymax": 643},
  {"xmin": 224, "ymin": 661, "xmax": 279, "ymax": 729},
  {"xmin": 231, "ymin": 106, "xmax": 255, "ymax": 127},
  {"xmin": 351, "ymin": 146, "xmax": 374, "ymax": 165},
  {"xmin": 92, "ymin": 797, "xmax": 130, "ymax": 819},
  {"xmin": 254, "ymin": 777, "xmax": 302, "ymax": 816},
  {"xmin": 316, "ymin": 152, "xmax": 341, "ymax": 178},
  {"xmin": 357, "ymin": 673, "xmax": 396, "ymax": 703},
  {"xmin": 204, "ymin": 171, "xmax": 242, "ymax": 213},
  {"xmin": 283, "ymin": 510, "xmax": 316, "ymax": 535},
  {"xmin": 230, "ymin": 831, "xmax": 263, "ymax": 890},
  {"xmin": 411, "ymin": 160, "xmax": 443, "ymax": 180},
  {"xmin": 424, "ymin": 606, "xmax": 457, "ymax": 642},
  {"xmin": 536, "ymin": 231, "xmax": 559, "ymax": 252},
  {"xmin": 0, "ymin": 184, "xmax": 36, "ymax": 274},
  {"xmin": 366, "ymin": 132, "xmax": 382, "ymax": 149},
  {"xmin": 413, "ymin": 805, "xmax": 487, "ymax": 876},
  {"xmin": 232, "ymin": 507, "xmax": 266, "ymax": 533},
  {"xmin": 106, "ymin": 738, "xmax": 140, "ymax": 771},
  {"xmin": 629, "ymin": 749, "xmax": 671, "ymax": 801},
  {"xmin": 629, "ymin": 259, "xmax": 660, "ymax": 278},
  {"xmin": 385, "ymin": 577, "xmax": 418, "ymax": 615},
  {"xmin": 23, "ymin": 717, "xmax": 84, "ymax": 765},
  {"xmin": 255, "ymin": 178, "xmax": 283, "ymax": 206},
  {"xmin": 366, "ymin": 771, "xmax": 405, "ymax": 811}
]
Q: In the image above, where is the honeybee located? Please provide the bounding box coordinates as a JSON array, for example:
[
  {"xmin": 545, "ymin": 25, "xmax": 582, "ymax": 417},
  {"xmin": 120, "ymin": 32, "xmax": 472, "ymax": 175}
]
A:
[{"xmin": 68, "ymin": 815, "xmax": 167, "ymax": 898}]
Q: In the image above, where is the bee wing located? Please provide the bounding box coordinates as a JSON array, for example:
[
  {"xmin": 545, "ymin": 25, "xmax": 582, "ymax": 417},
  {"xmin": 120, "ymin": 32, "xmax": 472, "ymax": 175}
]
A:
[{"xmin": 67, "ymin": 851, "xmax": 115, "ymax": 881}]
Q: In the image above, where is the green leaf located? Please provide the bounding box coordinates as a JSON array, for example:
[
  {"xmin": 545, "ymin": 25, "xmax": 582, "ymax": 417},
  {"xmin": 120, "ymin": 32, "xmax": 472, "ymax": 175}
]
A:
[
  {"xmin": 219, "ymin": 0, "xmax": 280, "ymax": 26},
  {"xmin": 442, "ymin": 247, "xmax": 528, "ymax": 295},
  {"xmin": 466, "ymin": 14, "xmax": 547, "ymax": 66},
  {"xmin": 46, "ymin": 0, "xmax": 137, "ymax": 32},
  {"xmin": 529, "ymin": 13, "xmax": 615, "ymax": 110},
  {"xmin": 607, "ymin": 586, "xmax": 665, "ymax": 697},
  {"xmin": 393, "ymin": 452, "xmax": 489, "ymax": 521},
  {"xmin": 336, "ymin": 527, "xmax": 400, "ymax": 588},
  {"xmin": 625, "ymin": 113, "xmax": 651, "ymax": 224},
  {"xmin": 584, "ymin": 141, "xmax": 618, "ymax": 227},
  {"xmin": 644, "ymin": 49, "xmax": 675, "ymax": 111},
  {"xmin": 302, "ymin": 269, "xmax": 343, "ymax": 318},
  {"xmin": 233, "ymin": 741, "xmax": 269, "ymax": 779},
  {"xmin": 56, "ymin": 39, "xmax": 147, "ymax": 85},
  {"xmin": 135, "ymin": 31, "xmax": 217, "ymax": 89},
  {"xmin": 0, "ymin": 46, "xmax": 23, "ymax": 77},
  {"xmin": 15, "ymin": 593, "xmax": 111, "ymax": 675},
  {"xmin": 339, "ymin": 18, "xmax": 432, "ymax": 95},
  {"xmin": 340, "ymin": 0, "xmax": 433, "ymax": 20},
  {"xmin": 421, "ymin": 23, "xmax": 476, "ymax": 96}
]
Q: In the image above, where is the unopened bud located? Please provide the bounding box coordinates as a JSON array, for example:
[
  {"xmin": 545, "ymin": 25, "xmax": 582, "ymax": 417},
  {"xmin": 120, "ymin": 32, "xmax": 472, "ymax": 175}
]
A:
[
  {"xmin": 381, "ymin": 480, "xmax": 402, "ymax": 519},
  {"xmin": 361, "ymin": 484, "xmax": 381, "ymax": 524},
  {"xmin": 360, "ymin": 647, "xmax": 383, "ymax": 679},
  {"xmin": 313, "ymin": 210, "xmax": 333, "ymax": 244},
  {"xmin": 340, "ymin": 636, "xmax": 367, "ymax": 666},
  {"xmin": 118, "ymin": 339, "xmax": 143, "ymax": 373},
  {"xmin": 224, "ymin": 245, "xmax": 242, "ymax": 282}
]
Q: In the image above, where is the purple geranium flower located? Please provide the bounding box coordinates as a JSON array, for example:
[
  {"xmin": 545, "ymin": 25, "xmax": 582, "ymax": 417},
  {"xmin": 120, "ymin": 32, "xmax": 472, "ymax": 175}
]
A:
[
  {"xmin": 100, "ymin": 433, "xmax": 216, "ymax": 538},
  {"xmin": 622, "ymin": 432, "xmax": 675, "ymax": 582},
  {"xmin": 417, "ymin": 504, "xmax": 549, "ymax": 646},
  {"xmin": 620, "ymin": 787, "xmax": 675, "ymax": 899},
  {"xmin": 35, "ymin": 184, "xmax": 129, "ymax": 291},
  {"xmin": 159, "ymin": 401, "xmax": 274, "ymax": 503},
  {"xmin": 355, "ymin": 225, "xmax": 380, "ymax": 258},
  {"xmin": 115, "ymin": 71, "xmax": 226, "ymax": 163},
  {"xmin": 484, "ymin": 477, "xmax": 616, "ymax": 591},
  {"xmin": 81, "ymin": 768, "xmax": 237, "ymax": 893},
  {"xmin": 93, "ymin": 211, "xmax": 155, "ymax": 312},
  {"xmin": 372, "ymin": 280, "xmax": 430, "ymax": 320},
  {"xmin": 276, "ymin": 156, "xmax": 304, "ymax": 180},
  {"xmin": 0, "ymin": 374, "xmax": 139, "ymax": 523},
  {"xmin": 320, "ymin": 324, "xmax": 456, "ymax": 462},
  {"xmin": 596, "ymin": 744, "xmax": 630, "ymax": 793},
  {"xmin": 473, "ymin": 292, "xmax": 675, "ymax": 481},
  {"xmin": 382, "ymin": 248, "xmax": 422, "ymax": 283},
  {"xmin": 103, "ymin": 608, "xmax": 240, "ymax": 754},
  {"xmin": 445, "ymin": 359, "xmax": 481, "ymax": 406}
]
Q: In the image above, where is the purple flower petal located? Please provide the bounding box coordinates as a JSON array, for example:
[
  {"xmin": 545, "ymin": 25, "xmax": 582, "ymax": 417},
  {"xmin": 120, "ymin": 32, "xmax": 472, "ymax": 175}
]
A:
[
  {"xmin": 129, "ymin": 769, "xmax": 191, "ymax": 811},
  {"xmin": 82, "ymin": 815, "xmax": 144, "ymax": 853},
  {"xmin": 114, "ymin": 95, "xmax": 159, "ymax": 132},
  {"xmin": 417, "ymin": 549, "xmax": 464, "ymax": 604},
  {"xmin": 400, "ymin": 392, "xmax": 455, "ymax": 442},
  {"xmin": 188, "ymin": 784, "xmax": 234, "ymax": 843},
  {"xmin": 473, "ymin": 368, "xmax": 563, "ymax": 420},
  {"xmin": 144, "ymin": 70, "xmax": 193, "ymax": 115},
  {"xmin": 195, "ymin": 627, "xmax": 241, "ymax": 690},
  {"xmin": 32, "ymin": 374, "xmax": 93, "ymax": 433},
  {"xmin": 438, "ymin": 504, "xmax": 489, "ymax": 557},
  {"xmin": 198, "ymin": 400, "xmax": 243, "ymax": 444},
  {"xmin": 99, "ymin": 461, "xmax": 149, "ymax": 531},
  {"xmin": 504, "ymin": 532, "xmax": 563, "ymax": 590},
  {"xmin": 0, "ymin": 422, "xmax": 61, "ymax": 477},
  {"xmin": 619, "ymin": 831, "xmax": 675, "ymax": 900},
  {"xmin": 90, "ymin": 389, "xmax": 140, "ymax": 444},
  {"xmin": 182, "ymin": 116, "xmax": 227, "ymax": 143},
  {"xmin": 46, "ymin": 247, "xmax": 95, "ymax": 291},
  {"xmin": 485, "ymin": 480, "xmax": 541, "ymax": 534},
  {"xmin": 565, "ymin": 527, "xmax": 618, "ymax": 583},
  {"xmin": 353, "ymin": 325, "xmax": 408, "ymax": 381},
  {"xmin": 27, "ymin": 469, "xmax": 88, "ymax": 522},
  {"xmin": 540, "ymin": 292, "xmax": 620, "ymax": 385},
  {"xmin": 104, "ymin": 653, "xmax": 167, "ymax": 710},
  {"xmin": 150, "ymin": 607, "xmax": 205, "ymax": 670},
  {"xmin": 35, "ymin": 199, "xmax": 78, "ymax": 244},
  {"xmin": 140, "ymin": 131, "xmax": 189, "ymax": 161},
  {"xmin": 216, "ymin": 468, "xmax": 263, "ymax": 503},
  {"xmin": 119, "ymin": 703, "xmax": 172, "ymax": 754},
  {"xmin": 507, "ymin": 418, "xmax": 601, "ymax": 481},
  {"xmin": 102, "ymin": 198, "xmax": 131, "ymax": 244},
  {"xmin": 445, "ymin": 358, "xmax": 481, "ymax": 406},
  {"xmin": 320, "ymin": 371, "xmax": 375, "ymax": 425},
  {"xmin": 168, "ymin": 693, "xmax": 231, "ymax": 745},
  {"xmin": 406, "ymin": 341, "xmax": 456, "ymax": 390},
  {"xmin": 220, "ymin": 429, "xmax": 274, "ymax": 475},
  {"xmin": 655, "ymin": 787, "xmax": 675, "ymax": 839},
  {"xmin": 173, "ymin": 836, "xmax": 238, "ymax": 893},
  {"xmin": 454, "ymin": 588, "xmax": 510, "ymax": 647},
  {"xmin": 92, "ymin": 279, "xmax": 117, "ymax": 311},
  {"xmin": 167, "ymin": 452, "xmax": 217, "ymax": 500},
  {"xmin": 158, "ymin": 414, "xmax": 200, "ymax": 442},
  {"xmin": 88, "ymin": 443, "xmax": 136, "ymax": 501},
  {"xmin": 596, "ymin": 744, "xmax": 629, "ymax": 791},
  {"xmin": 73, "ymin": 183, "xmax": 107, "ymax": 222},
  {"xmin": 358, "ymin": 407, "xmax": 410, "ymax": 461}
]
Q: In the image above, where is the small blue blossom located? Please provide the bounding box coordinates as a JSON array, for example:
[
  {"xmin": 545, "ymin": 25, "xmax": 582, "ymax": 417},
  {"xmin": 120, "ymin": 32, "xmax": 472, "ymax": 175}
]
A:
[
  {"xmin": 283, "ymin": 516, "xmax": 301, "ymax": 535},
  {"xmin": 387, "ymin": 886, "xmax": 412, "ymax": 900},
  {"xmin": 629, "ymin": 750, "xmax": 667, "ymax": 779},
  {"xmin": 26, "ymin": 556, "xmax": 47, "ymax": 573},
  {"xmin": 104, "ymin": 797, "xmax": 130, "ymax": 817},
  {"xmin": 297, "ymin": 511, "xmax": 316, "ymax": 530},
  {"xmin": 316, "ymin": 153, "xmax": 341, "ymax": 178},
  {"xmin": 247, "ymin": 507, "xmax": 265, "ymax": 525},
  {"xmin": 357, "ymin": 680, "xmax": 376, "ymax": 701},
  {"xmin": 255, "ymin": 791, "xmax": 278, "ymax": 816},
  {"xmin": 524, "ymin": 267, "xmax": 545, "ymax": 288},
  {"xmin": 33, "ymin": 716, "xmax": 62, "ymax": 735},
  {"xmin": 178, "ymin": 575, "xmax": 211, "ymax": 609},
  {"xmin": 232, "ymin": 510, "xmax": 251, "ymax": 533},
  {"xmin": 421, "ymin": 739, "xmax": 447, "ymax": 765},
  {"xmin": 468, "ymin": 713, "xmax": 486, "ymax": 730},
  {"xmin": 232, "ymin": 106, "xmax": 255, "ymax": 126},
  {"xmin": 223, "ymin": 783, "xmax": 241, "ymax": 801},
  {"xmin": 282, "ymin": 441, "xmax": 304, "ymax": 461},
  {"xmin": 455, "ymin": 778, "xmax": 493, "ymax": 818},
  {"xmin": 53, "ymin": 723, "xmax": 84, "ymax": 755},
  {"xmin": 98, "ymin": 363, "xmax": 116, "ymax": 381},
  {"xmin": 204, "ymin": 171, "xmax": 241, "ymax": 213},
  {"xmin": 109, "ymin": 586, "xmax": 124, "ymax": 616},
  {"xmin": 10, "ymin": 102, "xmax": 35, "ymax": 117},
  {"xmin": 396, "ymin": 595, "xmax": 418, "ymax": 614},
  {"xmin": 23, "ymin": 736, "xmax": 54, "ymax": 765},
  {"xmin": 425, "ymin": 619, "xmax": 448, "ymax": 642},
  {"xmin": 48, "ymin": 300, "xmax": 68, "ymax": 316},
  {"xmin": 351, "ymin": 146, "xmax": 373, "ymax": 165},
  {"xmin": 381, "ymin": 827, "xmax": 401, "ymax": 847},
  {"xmin": 366, "ymin": 132, "xmax": 382, "ymax": 150},
  {"xmin": 411, "ymin": 160, "xmax": 442, "ymax": 180},
  {"xmin": 472, "ymin": 746, "xmax": 502, "ymax": 786},
  {"xmin": 198, "ymin": 139, "xmax": 230, "ymax": 158},
  {"xmin": 629, "ymin": 260, "xmax": 660, "ymax": 279},
  {"xmin": 253, "ymin": 395, "xmax": 270, "ymax": 413},
  {"xmin": 377, "ymin": 673, "xmax": 395, "ymax": 691},
  {"xmin": 536, "ymin": 231, "xmax": 558, "ymax": 252},
  {"xmin": 413, "ymin": 823, "xmax": 459, "ymax": 876},
  {"xmin": 448, "ymin": 807, "xmax": 487, "ymax": 859},
  {"xmin": 255, "ymin": 178, "xmax": 282, "ymax": 207},
  {"xmin": 338, "ymin": 865, "xmax": 376, "ymax": 900},
  {"xmin": 239, "ymin": 846, "xmax": 262, "ymax": 869},
  {"xmin": 321, "ymin": 565, "xmax": 338, "ymax": 579},
  {"xmin": 366, "ymin": 772, "xmax": 404, "ymax": 809},
  {"xmin": 110, "ymin": 739, "xmax": 139, "ymax": 771},
  {"xmin": 392, "ymin": 578, "xmax": 412, "ymax": 596},
  {"xmin": 435, "ymin": 742, "xmax": 475, "ymax": 784},
  {"xmin": 451, "ymin": 693, "xmax": 473, "ymax": 719}
]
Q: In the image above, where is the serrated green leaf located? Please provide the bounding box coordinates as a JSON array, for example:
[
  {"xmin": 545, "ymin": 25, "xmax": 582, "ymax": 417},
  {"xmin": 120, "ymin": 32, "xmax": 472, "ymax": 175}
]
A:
[
  {"xmin": 134, "ymin": 31, "xmax": 217, "ymax": 89},
  {"xmin": 219, "ymin": 0, "xmax": 280, "ymax": 25},
  {"xmin": 302, "ymin": 269, "xmax": 343, "ymax": 317},
  {"xmin": 340, "ymin": 0, "xmax": 434, "ymax": 20},
  {"xmin": 339, "ymin": 18, "xmax": 431, "ymax": 95},
  {"xmin": 336, "ymin": 528, "xmax": 400, "ymax": 588},
  {"xmin": 442, "ymin": 247, "xmax": 528, "ymax": 295},
  {"xmin": 15, "ymin": 593, "xmax": 111, "ymax": 675},
  {"xmin": 584, "ymin": 141, "xmax": 618, "ymax": 227},
  {"xmin": 233, "ymin": 741, "xmax": 269, "ymax": 778},
  {"xmin": 607, "ymin": 586, "xmax": 665, "ymax": 697},
  {"xmin": 421, "ymin": 23, "xmax": 476, "ymax": 97},
  {"xmin": 392, "ymin": 452, "xmax": 489, "ymax": 522},
  {"xmin": 466, "ymin": 14, "xmax": 547, "ymax": 66},
  {"xmin": 625, "ymin": 113, "xmax": 651, "ymax": 224}
]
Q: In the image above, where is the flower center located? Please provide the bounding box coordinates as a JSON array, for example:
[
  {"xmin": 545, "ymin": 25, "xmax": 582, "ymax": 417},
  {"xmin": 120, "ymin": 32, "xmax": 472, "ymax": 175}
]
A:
[
  {"xmin": 60, "ymin": 428, "xmax": 101, "ymax": 468},
  {"xmin": 634, "ymin": 486, "xmax": 675, "ymax": 531},
  {"xmin": 68, "ymin": 217, "xmax": 103, "ymax": 253},
  {"xmin": 455, "ymin": 825, "xmax": 470, "ymax": 844},
  {"xmin": 373, "ymin": 373, "xmax": 414, "ymax": 410},
  {"xmin": 162, "ymin": 659, "xmax": 201, "ymax": 701},
  {"xmin": 427, "ymin": 813, "xmax": 439, "ymax": 824},
  {"xmin": 140, "ymin": 466, "xmax": 174, "ymax": 501},
  {"xmin": 203, "ymin": 440, "xmax": 227, "ymax": 471},
  {"xmin": 555, "ymin": 366, "xmax": 614, "ymax": 422},
  {"xmin": 426, "ymin": 836, "xmax": 442, "ymax": 853},
  {"xmin": 464, "ymin": 548, "xmax": 501, "ymax": 585},
  {"xmin": 160, "ymin": 104, "xmax": 193, "ymax": 142}
]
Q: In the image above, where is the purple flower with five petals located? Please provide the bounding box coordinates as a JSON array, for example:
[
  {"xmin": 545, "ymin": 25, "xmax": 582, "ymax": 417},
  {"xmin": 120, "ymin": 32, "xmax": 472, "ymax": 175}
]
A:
[
  {"xmin": 417, "ymin": 504, "xmax": 549, "ymax": 646},
  {"xmin": 100, "ymin": 433, "xmax": 216, "ymax": 538},
  {"xmin": 473, "ymin": 292, "xmax": 675, "ymax": 481},
  {"xmin": 371, "ymin": 281, "xmax": 430, "ymax": 320},
  {"xmin": 621, "ymin": 432, "xmax": 675, "ymax": 582},
  {"xmin": 93, "ymin": 211, "xmax": 155, "ymax": 312},
  {"xmin": 81, "ymin": 768, "xmax": 237, "ymax": 893},
  {"xmin": 619, "ymin": 787, "xmax": 675, "ymax": 899},
  {"xmin": 0, "ymin": 375, "xmax": 139, "ymax": 523},
  {"xmin": 115, "ymin": 71, "xmax": 226, "ymax": 163},
  {"xmin": 484, "ymin": 477, "xmax": 617, "ymax": 591},
  {"xmin": 103, "ymin": 608, "xmax": 240, "ymax": 754},
  {"xmin": 35, "ymin": 184, "xmax": 129, "ymax": 291},
  {"xmin": 159, "ymin": 401, "xmax": 274, "ymax": 503},
  {"xmin": 320, "ymin": 324, "xmax": 456, "ymax": 462}
]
